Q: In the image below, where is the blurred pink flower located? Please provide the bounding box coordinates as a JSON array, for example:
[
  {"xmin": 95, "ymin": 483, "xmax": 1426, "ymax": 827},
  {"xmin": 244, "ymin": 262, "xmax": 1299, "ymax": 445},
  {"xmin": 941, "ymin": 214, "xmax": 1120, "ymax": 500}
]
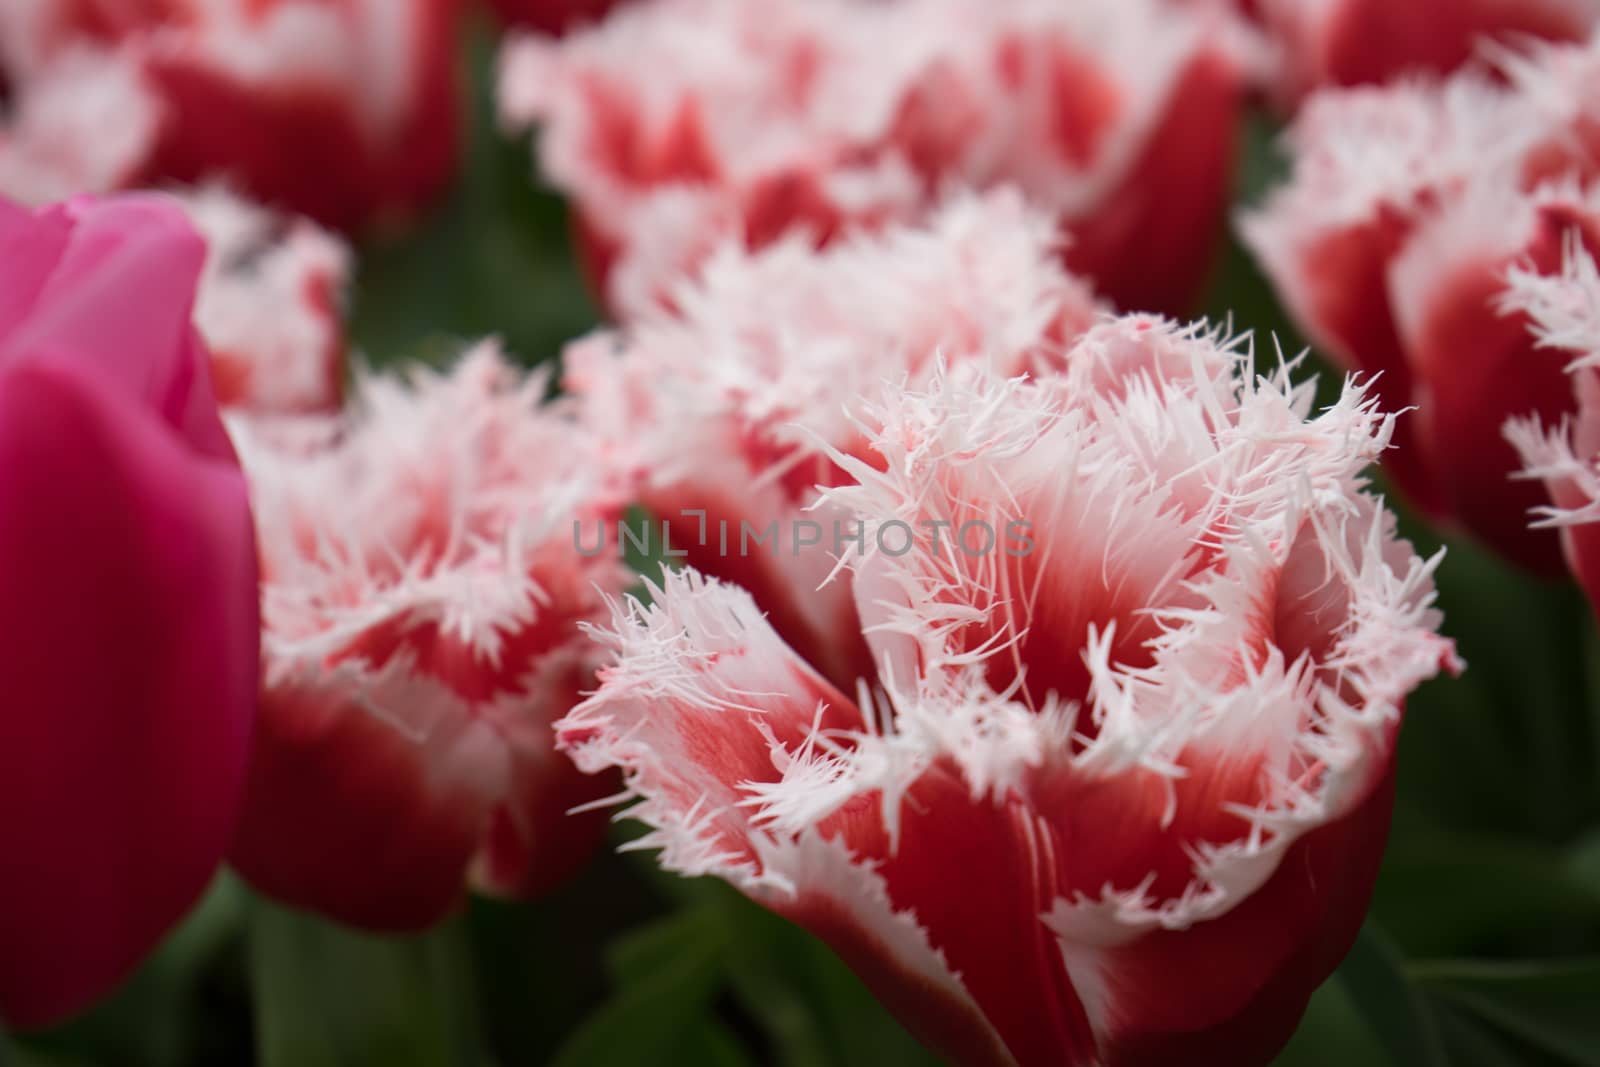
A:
[
  {"xmin": 564, "ymin": 191, "xmax": 1099, "ymax": 692},
  {"xmin": 560, "ymin": 317, "xmax": 1458, "ymax": 1066},
  {"xmin": 0, "ymin": 0, "xmax": 463, "ymax": 231},
  {"xmin": 500, "ymin": 0, "xmax": 1254, "ymax": 320},
  {"xmin": 0, "ymin": 193, "xmax": 259, "ymax": 1028},
  {"xmin": 226, "ymin": 345, "xmax": 627, "ymax": 930},
  {"xmin": 1241, "ymin": 38, "xmax": 1600, "ymax": 571}
]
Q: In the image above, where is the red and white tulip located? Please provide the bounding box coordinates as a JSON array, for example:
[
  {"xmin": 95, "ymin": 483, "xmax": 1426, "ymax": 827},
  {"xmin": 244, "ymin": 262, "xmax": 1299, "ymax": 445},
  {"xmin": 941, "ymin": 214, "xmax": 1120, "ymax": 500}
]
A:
[
  {"xmin": 0, "ymin": 0, "xmax": 462, "ymax": 230},
  {"xmin": 226, "ymin": 345, "xmax": 627, "ymax": 930},
  {"xmin": 1241, "ymin": 37, "xmax": 1600, "ymax": 571},
  {"xmin": 560, "ymin": 310, "xmax": 1459, "ymax": 1065},
  {"xmin": 500, "ymin": 0, "xmax": 1254, "ymax": 319}
]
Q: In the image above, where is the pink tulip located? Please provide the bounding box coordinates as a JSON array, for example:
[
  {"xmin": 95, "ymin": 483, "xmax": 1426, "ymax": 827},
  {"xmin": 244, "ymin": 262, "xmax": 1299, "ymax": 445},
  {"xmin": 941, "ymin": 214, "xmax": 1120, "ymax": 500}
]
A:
[
  {"xmin": 500, "ymin": 0, "xmax": 1253, "ymax": 320},
  {"xmin": 226, "ymin": 346, "xmax": 628, "ymax": 930},
  {"xmin": 1241, "ymin": 37, "xmax": 1600, "ymax": 571},
  {"xmin": 561, "ymin": 302, "xmax": 1459, "ymax": 1061},
  {"xmin": 0, "ymin": 0, "xmax": 462, "ymax": 231},
  {"xmin": 0, "ymin": 192, "xmax": 259, "ymax": 1028}
]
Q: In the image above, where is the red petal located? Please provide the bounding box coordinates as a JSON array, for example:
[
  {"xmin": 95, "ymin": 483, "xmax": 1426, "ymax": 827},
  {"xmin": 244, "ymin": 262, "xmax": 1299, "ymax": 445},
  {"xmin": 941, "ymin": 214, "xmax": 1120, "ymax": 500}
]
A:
[
  {"xmin": 229, "ymin": 676, "xmax": 498, "ymax": 932},
  {"xmin": 1398, "ymin": 206, "xmax": 1596, "ymax": 571},
  {"xmin": 1087, "ymin": 759, "xmax": 1396, "ymax": 1066},
  {"xmin": 0, "ymin": 362, "xmax": 257, "ymax": 1027},
  {"xmin": 1065, "ymin": 48, "xmax": 1241, "ymax": 316}
]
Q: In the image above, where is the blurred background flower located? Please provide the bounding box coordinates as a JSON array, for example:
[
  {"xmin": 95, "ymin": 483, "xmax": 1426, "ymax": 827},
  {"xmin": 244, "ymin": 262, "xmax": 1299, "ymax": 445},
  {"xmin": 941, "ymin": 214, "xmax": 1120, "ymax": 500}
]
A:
[
  {"xmin": 500, "ymin": 0, "xmax": 1254, "ymax": 319},
  {"xmin": 0, "ymin": 0, "xmax": 464, "ymax": 232},
  {"xmin": 1249, "ymin": 0, "xmax": 1597, "ymax": 105},
  {"xmin": 1242, "ymin": 37, "xmax": 1600, "ymax": 571}
]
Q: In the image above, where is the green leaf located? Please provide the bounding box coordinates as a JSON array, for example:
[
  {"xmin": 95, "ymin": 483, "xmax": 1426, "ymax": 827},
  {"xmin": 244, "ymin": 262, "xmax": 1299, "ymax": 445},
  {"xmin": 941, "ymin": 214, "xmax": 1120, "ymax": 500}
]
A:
[
  {"xmin": 671, "ymin": 1023, "xmax": 760, "ymax": 1067},
  {"xmin": 1272, "ymin": 973, "xmax": 1394, "ymax": 1067},
  {"xmin": 348, "ymin": 17, "xmax": 598, "ymax": 370},
  {"xmin": 1410, "ymin": 959, "xmax": 1600, "ymax": 1065},
  {"xmin": 719, "ymin": 890, "xmax": 942, "ymax": 1067},
  {"xmin": 0, "ymin": 1035, "xmax": 93, "ymax": 1067},
  {"xmin": 1396, "ymin": 536, "xmax": 1598, "ymax": 843},
  {"xmin": 1338, "ymin": 924, "xmax": 1447, "ymax": 1067},
  {"xmin": 1432, "ymin": 1002, "xmax": 1570, "ymax": 1067},
  {"xmin": 1571, "ymin": 831, "xmax": 1600, "ymax": 895},
  {"xmin": 249, "ymin": 898, "xmax": 475, "ymax": 1067},
  {"xmin": 1374, "ymin": 809, "xmax": 1600, "ymax": 957},
  {"xmin": 549, "ymin": 907, "xmax": 731, "ymax": 1067}
]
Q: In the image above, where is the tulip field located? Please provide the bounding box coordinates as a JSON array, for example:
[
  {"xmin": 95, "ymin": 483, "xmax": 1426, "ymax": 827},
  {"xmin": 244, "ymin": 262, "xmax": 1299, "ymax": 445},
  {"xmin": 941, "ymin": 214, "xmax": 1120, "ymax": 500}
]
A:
[{"xmin": 3, "ymin": 2, "xmax": 1600, "ymax": 1066}]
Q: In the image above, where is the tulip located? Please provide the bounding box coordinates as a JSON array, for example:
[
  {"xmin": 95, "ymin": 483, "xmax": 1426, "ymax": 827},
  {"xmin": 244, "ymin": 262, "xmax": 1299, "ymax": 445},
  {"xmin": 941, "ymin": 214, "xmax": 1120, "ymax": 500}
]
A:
[
  {"xmin": 1240, "ymin": 39, "xmax": 1600, "ymax": 571},
  {"xmin": 560, "ymin": 318, "xmax": 1459, "ymax": 1067},
  {"xmin": 499, "ymin": 0, "xmax": 1253, "ymax": 320},
  {"xmin": 564, "ymin": 191, "xmax": 1100, "ymax": 694},
  {"xmin": 180, "ymin": 186, "xmax": 350, "ymax": 415},
  {"xmin": 1254, "ymin": 0, "xmax": 1595, "ymax": 105},
  {"xmin": 0, "ymin": 193, "xmax": 259, "ymax": 1028},
  {"xmin": 226, "ymin": 345, "xmax": 627, "ymax": 930},
  {"xmin": 1506, "ymin": 240, "xmax": 1600, "ymax": 613},
  {"xmin": 0, "ymin": 0, "xmax": 463, "ymax": 231}
]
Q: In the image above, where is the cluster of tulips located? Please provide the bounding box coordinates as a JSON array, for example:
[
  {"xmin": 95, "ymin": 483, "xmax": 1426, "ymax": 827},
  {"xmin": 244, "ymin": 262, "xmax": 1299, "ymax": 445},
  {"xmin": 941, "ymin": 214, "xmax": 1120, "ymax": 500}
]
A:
[{"xmin": 2, "ymin": 1, "xmax": 1600, "ymax": 1064}]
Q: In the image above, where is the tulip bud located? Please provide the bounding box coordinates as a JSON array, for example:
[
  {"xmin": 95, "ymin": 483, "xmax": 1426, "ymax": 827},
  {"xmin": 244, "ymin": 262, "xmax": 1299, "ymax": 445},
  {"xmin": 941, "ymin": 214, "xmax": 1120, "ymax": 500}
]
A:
[
  {"xmin": 0, "ymin": 0, "xmax": 463, "ymax": 230},
  {"xmin": 1241, "ymin": 39, "xmax": 1600, "ymax": 571},
  {"xmin": 226, "ymin": 345, "xmax": 628, "ymax": 930},
  {"xmin": 561, "ymin": 318, "xmax": 1458, "ymax": 1066},
  {"xmin": 0, "ymin": 193, "xmax": 259, "ymax": 1028},
  {"xmin": 499, "ymin": 0, "xmax": 1253, "ymax": 319}
]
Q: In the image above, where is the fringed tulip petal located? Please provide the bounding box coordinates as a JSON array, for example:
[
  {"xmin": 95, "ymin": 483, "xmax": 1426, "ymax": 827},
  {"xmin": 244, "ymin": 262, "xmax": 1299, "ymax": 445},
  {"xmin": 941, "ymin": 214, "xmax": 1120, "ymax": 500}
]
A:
[
  {"xmin": 565, "ymin": 192, "xmax": 1100, "ymax": 695},
  {"xmin": 1506, "ymin": 239, "xmax": 1600, "ymax": 616}
]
